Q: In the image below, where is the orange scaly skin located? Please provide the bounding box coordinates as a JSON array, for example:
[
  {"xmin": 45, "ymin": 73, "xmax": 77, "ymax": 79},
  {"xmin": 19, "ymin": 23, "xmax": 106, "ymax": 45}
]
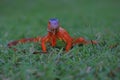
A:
[
  {"xmin": 8, "ymin": 18, "xmax": 97, "ymax": 53},
  {"xmin": 41, "ymin": 27, "xmax": 97, "ymax": 52}
]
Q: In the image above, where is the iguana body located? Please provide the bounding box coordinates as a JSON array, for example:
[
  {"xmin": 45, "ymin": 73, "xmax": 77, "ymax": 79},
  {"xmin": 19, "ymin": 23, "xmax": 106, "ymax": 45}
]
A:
[{"xmin": 8, "ymin": 18, "xmax": 97, "ymax": 53}]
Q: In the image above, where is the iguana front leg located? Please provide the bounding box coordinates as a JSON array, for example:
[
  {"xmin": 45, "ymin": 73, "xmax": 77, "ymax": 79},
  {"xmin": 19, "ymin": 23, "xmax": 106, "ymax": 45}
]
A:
[
  {"xmin": 58, "ymin": 30, "xmax": 73, "ymax": 52},
  {"xmin": 41, "ymin": 35, "xmax": 50, "ymax": 53}
]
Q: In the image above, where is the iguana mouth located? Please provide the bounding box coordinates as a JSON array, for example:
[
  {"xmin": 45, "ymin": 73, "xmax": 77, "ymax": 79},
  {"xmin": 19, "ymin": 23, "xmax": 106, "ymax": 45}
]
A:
[{"xmin": 48, "ymin": 28, "xmax": 59, "ymax": 35}]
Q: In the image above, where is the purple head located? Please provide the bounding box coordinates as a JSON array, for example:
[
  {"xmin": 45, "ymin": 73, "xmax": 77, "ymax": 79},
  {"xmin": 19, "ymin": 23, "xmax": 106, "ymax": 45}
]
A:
[{"xmin": 49, "ymin": 18, "xmax": 59, "ymax": 29}]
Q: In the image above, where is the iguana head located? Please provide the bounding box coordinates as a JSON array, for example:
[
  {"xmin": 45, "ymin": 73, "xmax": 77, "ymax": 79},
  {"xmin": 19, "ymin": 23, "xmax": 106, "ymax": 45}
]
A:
[{"xmin": 48, "ymin": 18, "xmax": 59, "ymax": 34}]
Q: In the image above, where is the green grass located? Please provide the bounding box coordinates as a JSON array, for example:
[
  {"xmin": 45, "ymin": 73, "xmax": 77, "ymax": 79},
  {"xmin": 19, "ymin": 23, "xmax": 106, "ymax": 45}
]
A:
[{"xmin": 0, "ymin": 0, "xmax": 120, "ymax": 80}]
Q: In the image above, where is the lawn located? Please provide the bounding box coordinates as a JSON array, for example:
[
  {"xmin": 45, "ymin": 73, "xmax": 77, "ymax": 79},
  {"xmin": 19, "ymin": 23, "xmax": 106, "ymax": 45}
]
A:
[{"xmin": 0, "ymin": 0, "xmax": 120, "ymax": 80}]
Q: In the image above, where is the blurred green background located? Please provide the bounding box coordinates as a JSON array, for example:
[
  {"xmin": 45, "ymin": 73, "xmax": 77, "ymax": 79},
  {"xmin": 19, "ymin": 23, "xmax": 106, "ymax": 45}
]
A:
[
  {"xmin": 0, "ymin": 0, "xmax": 120, "ymax": 80},
  {"xmin": 0, "ymin": 0, "xmax": 120, "ymax": 40}
]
